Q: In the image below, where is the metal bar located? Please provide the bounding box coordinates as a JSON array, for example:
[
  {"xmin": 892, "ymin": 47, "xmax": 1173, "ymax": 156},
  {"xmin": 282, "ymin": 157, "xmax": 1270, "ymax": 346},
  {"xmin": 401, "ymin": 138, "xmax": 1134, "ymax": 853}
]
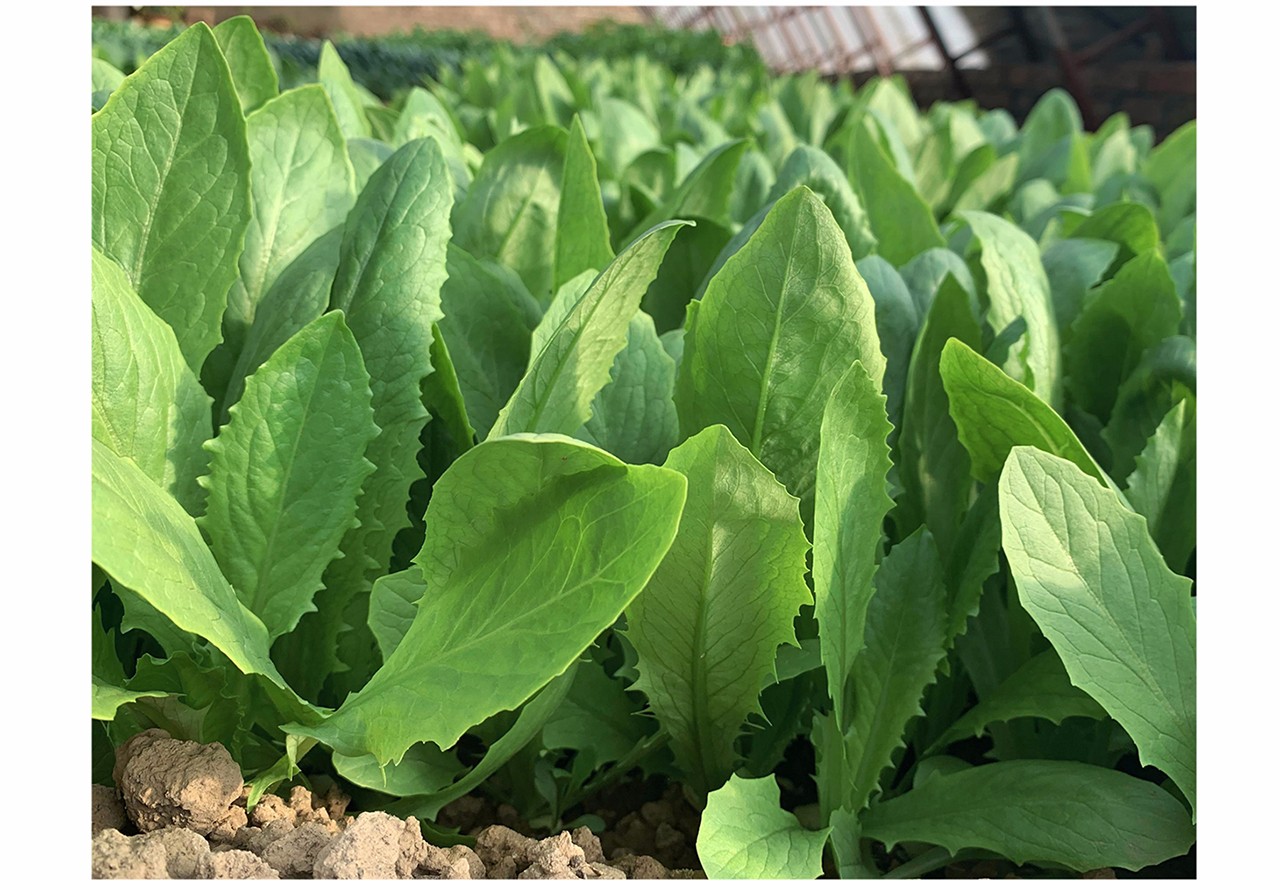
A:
[
  {"xmin": 1039, "ymin": 7, "xmax": 1100, "ymax": 130},
  {"xmin": 1009, "ymin": 7, "xmax": 1042, "ymax": 62},
  {"xmin": 1074, "ymin": 14, "xmax": 1154, "ymax": 67},
  {"xmin": 918, "ymin": 6, "xmax": 972, "ymax": 99},
  {"xmin": 952, "ymin": 25, "xmax": 1016, "ymax": 62},
  {"xmin": 852, "ymin": 7, "xmax": 895, "ymax": 77}
]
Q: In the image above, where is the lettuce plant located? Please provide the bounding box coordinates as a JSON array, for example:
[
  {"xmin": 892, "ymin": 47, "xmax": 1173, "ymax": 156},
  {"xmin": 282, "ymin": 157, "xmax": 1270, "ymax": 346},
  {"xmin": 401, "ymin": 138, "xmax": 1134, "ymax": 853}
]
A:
[{"xmin": 93, "ymin": 17, "xmax": 1196, "ymax": 878}]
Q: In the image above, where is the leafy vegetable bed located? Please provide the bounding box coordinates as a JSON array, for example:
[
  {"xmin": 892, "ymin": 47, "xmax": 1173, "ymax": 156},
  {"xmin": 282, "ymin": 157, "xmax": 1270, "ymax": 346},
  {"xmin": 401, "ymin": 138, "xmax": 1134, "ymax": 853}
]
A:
[{"xmin": 91, "ymin": 16, "xmax": 1196, "ymax": 880}]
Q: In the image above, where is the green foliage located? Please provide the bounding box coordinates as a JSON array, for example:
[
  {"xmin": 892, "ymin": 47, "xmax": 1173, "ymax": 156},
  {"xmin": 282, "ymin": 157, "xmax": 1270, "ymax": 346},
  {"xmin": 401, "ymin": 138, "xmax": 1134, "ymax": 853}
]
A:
[{"xmin": 90, "ymin": 19, "xmax": 1194, "ymax": 879}]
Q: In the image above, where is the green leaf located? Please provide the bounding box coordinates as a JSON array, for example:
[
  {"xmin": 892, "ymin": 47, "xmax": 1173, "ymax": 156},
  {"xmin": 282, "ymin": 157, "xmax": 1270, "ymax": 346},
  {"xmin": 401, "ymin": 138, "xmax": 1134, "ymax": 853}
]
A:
[
  {"xmin": 224, "ymin": 85, "xmax": 355, "ymax": 366},
  {"xmin": 92, "ymin": 57, "xmax": 125, "ymax": 94},
  {"xmin": 424, "ymin": 323, "xmax": 476, "ymax": 450},
  {"xmin": 1126, "ymin": 397, "xmax": 1196, "ymax": 574},
  {"xmin": 223, "ymin": 227, "xmax": 342, "ymax": 416},
  {"xmin": 317, "ymin": 41, "xmax": 370, "ymax": 139},
  {"xmin": 1041, "ymin": 238, "xmax": 1119, "ymax": 334},
  {"xmin": 578, "ymin": 312, "xmax": 679, "ymax": 465},
  {"xmin": 768, "ymin": 145, "xmax": 876, "ymax": 259},
  {"xmin": 284, "ymin": 435, "xmax": 686, "ymax": 764},
  {"xmin": 92, "ymin": 440, "xmax": 289, "ymax": 690},
  {"xmin": 677, "ymin": 187, "xmax": 885, "ymax": 516},
  {"xmin": 999, "ymin": 447, "xmax": 1196, "ymax": 816},
  {"xmin": 850, "ymin": 115, "xmax": 945, "ymax": 265},
  {"xmin": 629, "ymin": 139, "xmax": 748, "ymax": 238},
  {"xmin": 367, "ymin": 569, "xmax": 424, "ymax": 660},
  {"xmin": 844, "ymin": 529, "xmax": 948, "ymax": 814},
  {"xmin": 1015, "ymin": 89, "xmax": 1082, "ymax": 187},
  {"xmin": 92, "ymin": 248, "xmax": 211, "ymax": 517},
  {"xmin": 697, "ymin": 775, "xmax": 830, "ymax": 880},
  {"xmin": 595, "ymin": 97, "xmax": 661, "ymax": 179},
  {"xmin": 489, "ymin": 220, "xmax": 686, "ymax": 439},
  {"xmin": 454, "ymin": 126, "xmax": 567, "ymax": 302},
  {"xmin": 861, "ymin": 760, "xmax": 1194, "ymax": 871},
  {"xmin": 1103, "ymin": 335, "xmax": 1196, "ymax": 481},
  {"xmin": 1065, "ymin": 202, "xmax": 1160, "ymax": 275},
  {"xmin": 856, "ymin": 256, "xmax": 918, "ymax": 438},
  {"xmin": 927, "ymin": 650, "xmax": 1107, "ymax": 754},
  {"xmin": 555, "ymin": 115, "xmax": 614, "ymax": 291},
  {"xmin": 899, "ymin": 247, "xmax": 976, "ymax": 318},
  {"xmin": 92, "ymin": 23, "xmax": 252, "ymax": 372},
  {"xmin": 323, "ymin": 136, "xmax": 454, "ymax": 601},
  {"xmin": 93, "ymin": 679, "xmax": 166, "ymax": 722},
  {"xmin": 898, "ymin": 279, "xmax": 980, "ymax": 559},
  {"xmin": 333, "ymin": 743, "xmax": 462, "ymax": 798},
  {"xmin": 959, "ymin": 211, "xmax": 1061, "ymax": 406},
  {"xmin": 625, "ymin": 425, "xmax": 811, "ymax": 796},
  {"xmin": 940, "ymin": 339, "xmax": 1110, "ymax": 489},
  {"xmin": 388, "ymin": 668, "xmax": 577, "ymax": 821},
  {"xmin": 1143, "ymin": 121, "xmax": 1195, "ymax": 235},
  {"xmin": 199, "ymin": 312, "xmax": 378, "ymax": 640},
  {"xmin": 1066, "ymin": 250, "xmax": 1181, "ymax": 423},
  {"xmin": 438, "ymin": 244, "xmax": 541, "ymax": 439},
  {"xmin": 347, "ymin": 137, "xmax": 394, "ymax": 192},
  {"xmin": 813, "ymin": 361, "xmax": 893, "ymax": 726},
  {"xmin": 211, "ymin": 15, "xmax": 278, "ymax": 113},
  {"xmin": 543, "ymin": 656, "xmax": 655, "ymax": 765}
]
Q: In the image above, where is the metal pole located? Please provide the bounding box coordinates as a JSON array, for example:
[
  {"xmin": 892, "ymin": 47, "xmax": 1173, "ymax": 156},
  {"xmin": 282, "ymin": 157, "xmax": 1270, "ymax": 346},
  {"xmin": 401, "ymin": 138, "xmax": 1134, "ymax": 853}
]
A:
[{"xmin": 918, "ymin": 6, "xmax": 973, "ymax": 99}]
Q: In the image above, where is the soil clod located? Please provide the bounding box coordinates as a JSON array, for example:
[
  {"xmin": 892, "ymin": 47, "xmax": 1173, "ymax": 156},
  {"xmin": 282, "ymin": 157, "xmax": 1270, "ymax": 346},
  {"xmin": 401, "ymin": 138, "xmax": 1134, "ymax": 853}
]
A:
[{"xmin": 112, "ymin": 728, "xmax": 246, "ymax": 836}]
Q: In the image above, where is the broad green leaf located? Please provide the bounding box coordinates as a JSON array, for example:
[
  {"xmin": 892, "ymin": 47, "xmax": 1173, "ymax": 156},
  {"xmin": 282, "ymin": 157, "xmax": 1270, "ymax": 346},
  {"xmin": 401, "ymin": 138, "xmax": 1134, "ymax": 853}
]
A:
[
  {"xmin": 323, "ymin": 136, "xmax": 454, "ymax": 599},
  {"xmin": 367, "ymin": 569, "xmax": 424, "ymax": 660},
  {"xmin": 850, "ymin": 115, "xmax": 945, "ymax": 266},
  {"xmin": 940, "ymin": 339, "xmax": 1109, "ymax": 489},
  {"xmin": 697, "ymin": 775, "xmax": 830, "ymax": 880},
  {"xmin": 942, "ymin": 485, "xmax": 1002, "ymax": 648},
  {"xmin": 844, "ymin": 529, "xmax": 947, "ymax": 814},
  {"xmin": 423, "ymin": 323, "xmax": 476, "ymax": 451},
  {"xmin": 347, "ymin": 138, "xmax": 394, "ymax": 192},
  {"xmin": 1126, "ymin": 397, "xmax": 1196, "ymax": 575},
  {"xmin": 578, "ymin": 312, "xmax": 679, "ymax": 465},
  {"xmin": 1067, "ymin": 250, "xmax": 1181, "ymax": 423},
  {"xmin": 92, "ymin": 57, "xmax": 125, "ymax": 94},
  {"xmin": 625, "ymin": 425, "xmax": 811, "ymax": 796},
  {"xmin": 596, "ymin": 97, "xmax": 661, "ymax": 179},
  {"xmin": 438, "ymin": 243, "xmax": 541, "ymax": 439},
  {"xmin": 489, "ymin": 220, "xmax": 686, "ymax": 439},
  {"xmin": 211, "ymin": 15, "xmax": 278, "ymax": 113},
  {"xmin": 392, "ymin": 87, "xmax": 462, "ymax": 153},
  {"xmin": 959, "ymin": 211, "xmax": 1061, "ymax": 406},
  {"xmin": 855, "ymin": 256, "xmax": 918, "ymax": 437},
  {"xmin": 92, "ymin": 23, "xmax": 252, "ymax": 372},
  {"xmin": 1065, "ymin": 202, "xmax": 1160, "ymax": 275},
  {"xmin": 813, "ymin": 362, "xmax": 893, "ymax": 726},
  {"xmin": 899, "ymin": 247, "xmax": 976, "ymax": 318},
  {"xmin": 317, "ymin": 41, "xmax": 370, "ymax": 139},
  {"xmin": 1143, "ymin": 121, "xmax": 1195, "ymax": 235},
  {"xmin": 454, "ymin": 125, "xmax": 567, "ymax": 302},
  {"xmin": 1016, "ymin": 89, "xmax": 1082, "ymax": 186},
  {"xmin": 199, "ymin": 312, "xmax": 378, "ymax": 640},
  {"xmin": 225, "ymin": 86, "xmax": 355, "ymax": 361},
  {"xmin": 388, "ymin": 668, "xmax": 577, "ymax": 821},
  {"xmin": 768, "ymin": 145, "xmax": 876, "ymax": 260},
  {"xmin": 92, "ymin": 679, "xmax": 166, "ymax": 722},
  {"xmin": 927, "ymin": 650, "xmax": 1107, "ymax": 754},
  {"xmin": 861, "ymin": 760, "xmax": 1194, "ymax": 871},
  {"xmin": 629, "ymin": 139, "xmax": 749, "ymax": 238},
  {"xmin": 641, "ymin": 216, "xmax": 734, "ymax": 333},
  {"xmin": 223, "ymin": 227, "xmax": 342, "ymax": 415},
  {"xmin": 275, "ymin": 138, "xmax": 452, "ymax": 701},
  {"xmin": 999, "ymin": 447, "xmax": 1196, "ymax": 816},
  {"xmin": 333, "ymin": 743, "xmax": 462, "ymax": 798},
  {"xmin": 898, "ymin": 280, "xmax": 980, "ymax": 559},
  {"xmin": 92, "ymin": 441, "xmax": 288, "ymax": 689},
  {"xmin": 543, "ymin": 656, "xmax": 655, "ymax": 765},
  {"xmin": 1103, "ymin": 335, "xmax": 1196, "ymax": 481},
  {"xmin": 92, "ymin": 248, "xmax": 211, "ymax": 517},
  {"xmin": 1041, "ymin": 237, "xmax": 1119, "ymax": 334},
  {"xmin": 284, "ymin": 435, "xmax": 687, "ymax": 764},
  {"xmin": 677, "ymin": 187, "xmax": 886, "ymax": 515},
  {"xmin": 555, "ymin": 115, "xmax": 613, "ymax": 291},
  {"xmin": 950, "ymin": 151, "xmax": 1018, "ymax": 213}
]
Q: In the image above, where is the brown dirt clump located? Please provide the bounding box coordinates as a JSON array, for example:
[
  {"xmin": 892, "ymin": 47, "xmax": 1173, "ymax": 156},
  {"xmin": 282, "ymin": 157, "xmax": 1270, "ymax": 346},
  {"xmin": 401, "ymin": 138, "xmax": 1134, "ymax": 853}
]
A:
[
  {"xmin": 312, "ymin": 811, "xmax": 428, "ymax": 879},
  {"xmin": 92, "ymin": 730, "xmax": 707, "ymax": 879},
  {"xmin": 112, "ymin": 728, "xmax": 245, "ymax": 837},
  {"xmin": 92, "ymin": 784, "xmax": 128, "ymax": 837}
]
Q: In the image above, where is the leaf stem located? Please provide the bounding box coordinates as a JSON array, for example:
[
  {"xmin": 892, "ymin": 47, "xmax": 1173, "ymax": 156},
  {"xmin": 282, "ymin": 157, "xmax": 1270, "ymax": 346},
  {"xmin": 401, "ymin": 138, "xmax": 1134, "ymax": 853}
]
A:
[
  {"xmin": 883, "ymin": 846, "xmax": 956, "ymax": 879},
  {"xmin": 560, "ymin": 730, "xmax": 671, "ymax": 812}
]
